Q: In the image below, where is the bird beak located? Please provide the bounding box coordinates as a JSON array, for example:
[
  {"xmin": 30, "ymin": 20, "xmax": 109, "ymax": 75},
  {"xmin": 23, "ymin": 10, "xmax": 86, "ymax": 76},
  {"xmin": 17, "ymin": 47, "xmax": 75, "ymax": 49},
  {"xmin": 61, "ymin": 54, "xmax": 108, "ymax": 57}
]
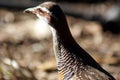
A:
[{"xmin": 24, "ymin": 8, "xmax": 36, "ymax": 14}]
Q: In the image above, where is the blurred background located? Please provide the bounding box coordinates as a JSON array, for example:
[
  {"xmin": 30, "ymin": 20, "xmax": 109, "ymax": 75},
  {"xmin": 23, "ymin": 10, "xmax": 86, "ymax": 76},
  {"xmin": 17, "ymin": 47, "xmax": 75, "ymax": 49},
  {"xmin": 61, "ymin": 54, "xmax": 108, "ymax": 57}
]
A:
[{"xmin": 0, "ymin": 0, "xmax": 120, "ymax": 80}]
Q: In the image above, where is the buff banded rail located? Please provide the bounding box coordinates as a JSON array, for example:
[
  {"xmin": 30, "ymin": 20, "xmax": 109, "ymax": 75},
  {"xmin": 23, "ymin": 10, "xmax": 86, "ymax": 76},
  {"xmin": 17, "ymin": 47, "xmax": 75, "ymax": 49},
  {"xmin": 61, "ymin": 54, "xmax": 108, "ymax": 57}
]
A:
[{"xmin": 24, "ymin": 1, "xmax": 115, "ymax": 80}]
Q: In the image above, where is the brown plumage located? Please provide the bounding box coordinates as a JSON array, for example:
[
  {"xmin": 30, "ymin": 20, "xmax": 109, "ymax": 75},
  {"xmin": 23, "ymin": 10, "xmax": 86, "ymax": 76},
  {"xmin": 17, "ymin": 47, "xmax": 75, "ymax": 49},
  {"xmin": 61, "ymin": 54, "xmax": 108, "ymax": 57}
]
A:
[{"xmin": 24, "ymin": 1, "xmax": 115, "ymax": 80}]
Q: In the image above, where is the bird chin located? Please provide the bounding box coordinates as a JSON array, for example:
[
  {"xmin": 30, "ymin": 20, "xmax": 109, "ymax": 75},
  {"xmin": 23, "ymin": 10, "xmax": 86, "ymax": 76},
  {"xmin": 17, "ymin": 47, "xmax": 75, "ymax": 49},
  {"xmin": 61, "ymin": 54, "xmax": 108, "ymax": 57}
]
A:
[{"xmin": 37, "ymin": 14, "xmax": 49, "ymax": 24}]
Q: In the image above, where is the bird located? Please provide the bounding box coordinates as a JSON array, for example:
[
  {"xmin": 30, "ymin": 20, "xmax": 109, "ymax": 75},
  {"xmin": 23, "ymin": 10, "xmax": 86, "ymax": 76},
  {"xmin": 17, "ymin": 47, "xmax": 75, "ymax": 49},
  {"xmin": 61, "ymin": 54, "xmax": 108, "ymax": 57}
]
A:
[{"xmin": 24, "ymin": 1, "xmax": 116, "ymax": 80}]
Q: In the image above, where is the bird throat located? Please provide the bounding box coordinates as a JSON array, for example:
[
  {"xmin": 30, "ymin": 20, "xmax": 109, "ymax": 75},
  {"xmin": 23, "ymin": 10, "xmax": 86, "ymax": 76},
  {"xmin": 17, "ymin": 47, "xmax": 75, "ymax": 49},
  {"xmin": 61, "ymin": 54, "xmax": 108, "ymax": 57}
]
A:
[{"xmin": 50, "ymin": 26, "xmax": 59, "ymax": 62}]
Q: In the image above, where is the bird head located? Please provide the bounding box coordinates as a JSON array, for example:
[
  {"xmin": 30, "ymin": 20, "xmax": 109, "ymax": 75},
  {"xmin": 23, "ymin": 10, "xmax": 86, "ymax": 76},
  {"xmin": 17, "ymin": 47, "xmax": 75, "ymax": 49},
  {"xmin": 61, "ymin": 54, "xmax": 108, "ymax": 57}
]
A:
[{"xmin": 24, "ymin": 1, "xmax": 67, "ymax": 28}]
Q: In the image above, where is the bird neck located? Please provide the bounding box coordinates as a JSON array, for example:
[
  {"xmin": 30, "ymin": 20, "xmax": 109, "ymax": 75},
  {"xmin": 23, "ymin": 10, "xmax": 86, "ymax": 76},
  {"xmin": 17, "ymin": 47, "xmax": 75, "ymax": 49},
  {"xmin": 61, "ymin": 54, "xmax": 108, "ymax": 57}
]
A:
[{"xmin": 50, "ymin": 22, "xmax": 76, "ymax": 63}]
